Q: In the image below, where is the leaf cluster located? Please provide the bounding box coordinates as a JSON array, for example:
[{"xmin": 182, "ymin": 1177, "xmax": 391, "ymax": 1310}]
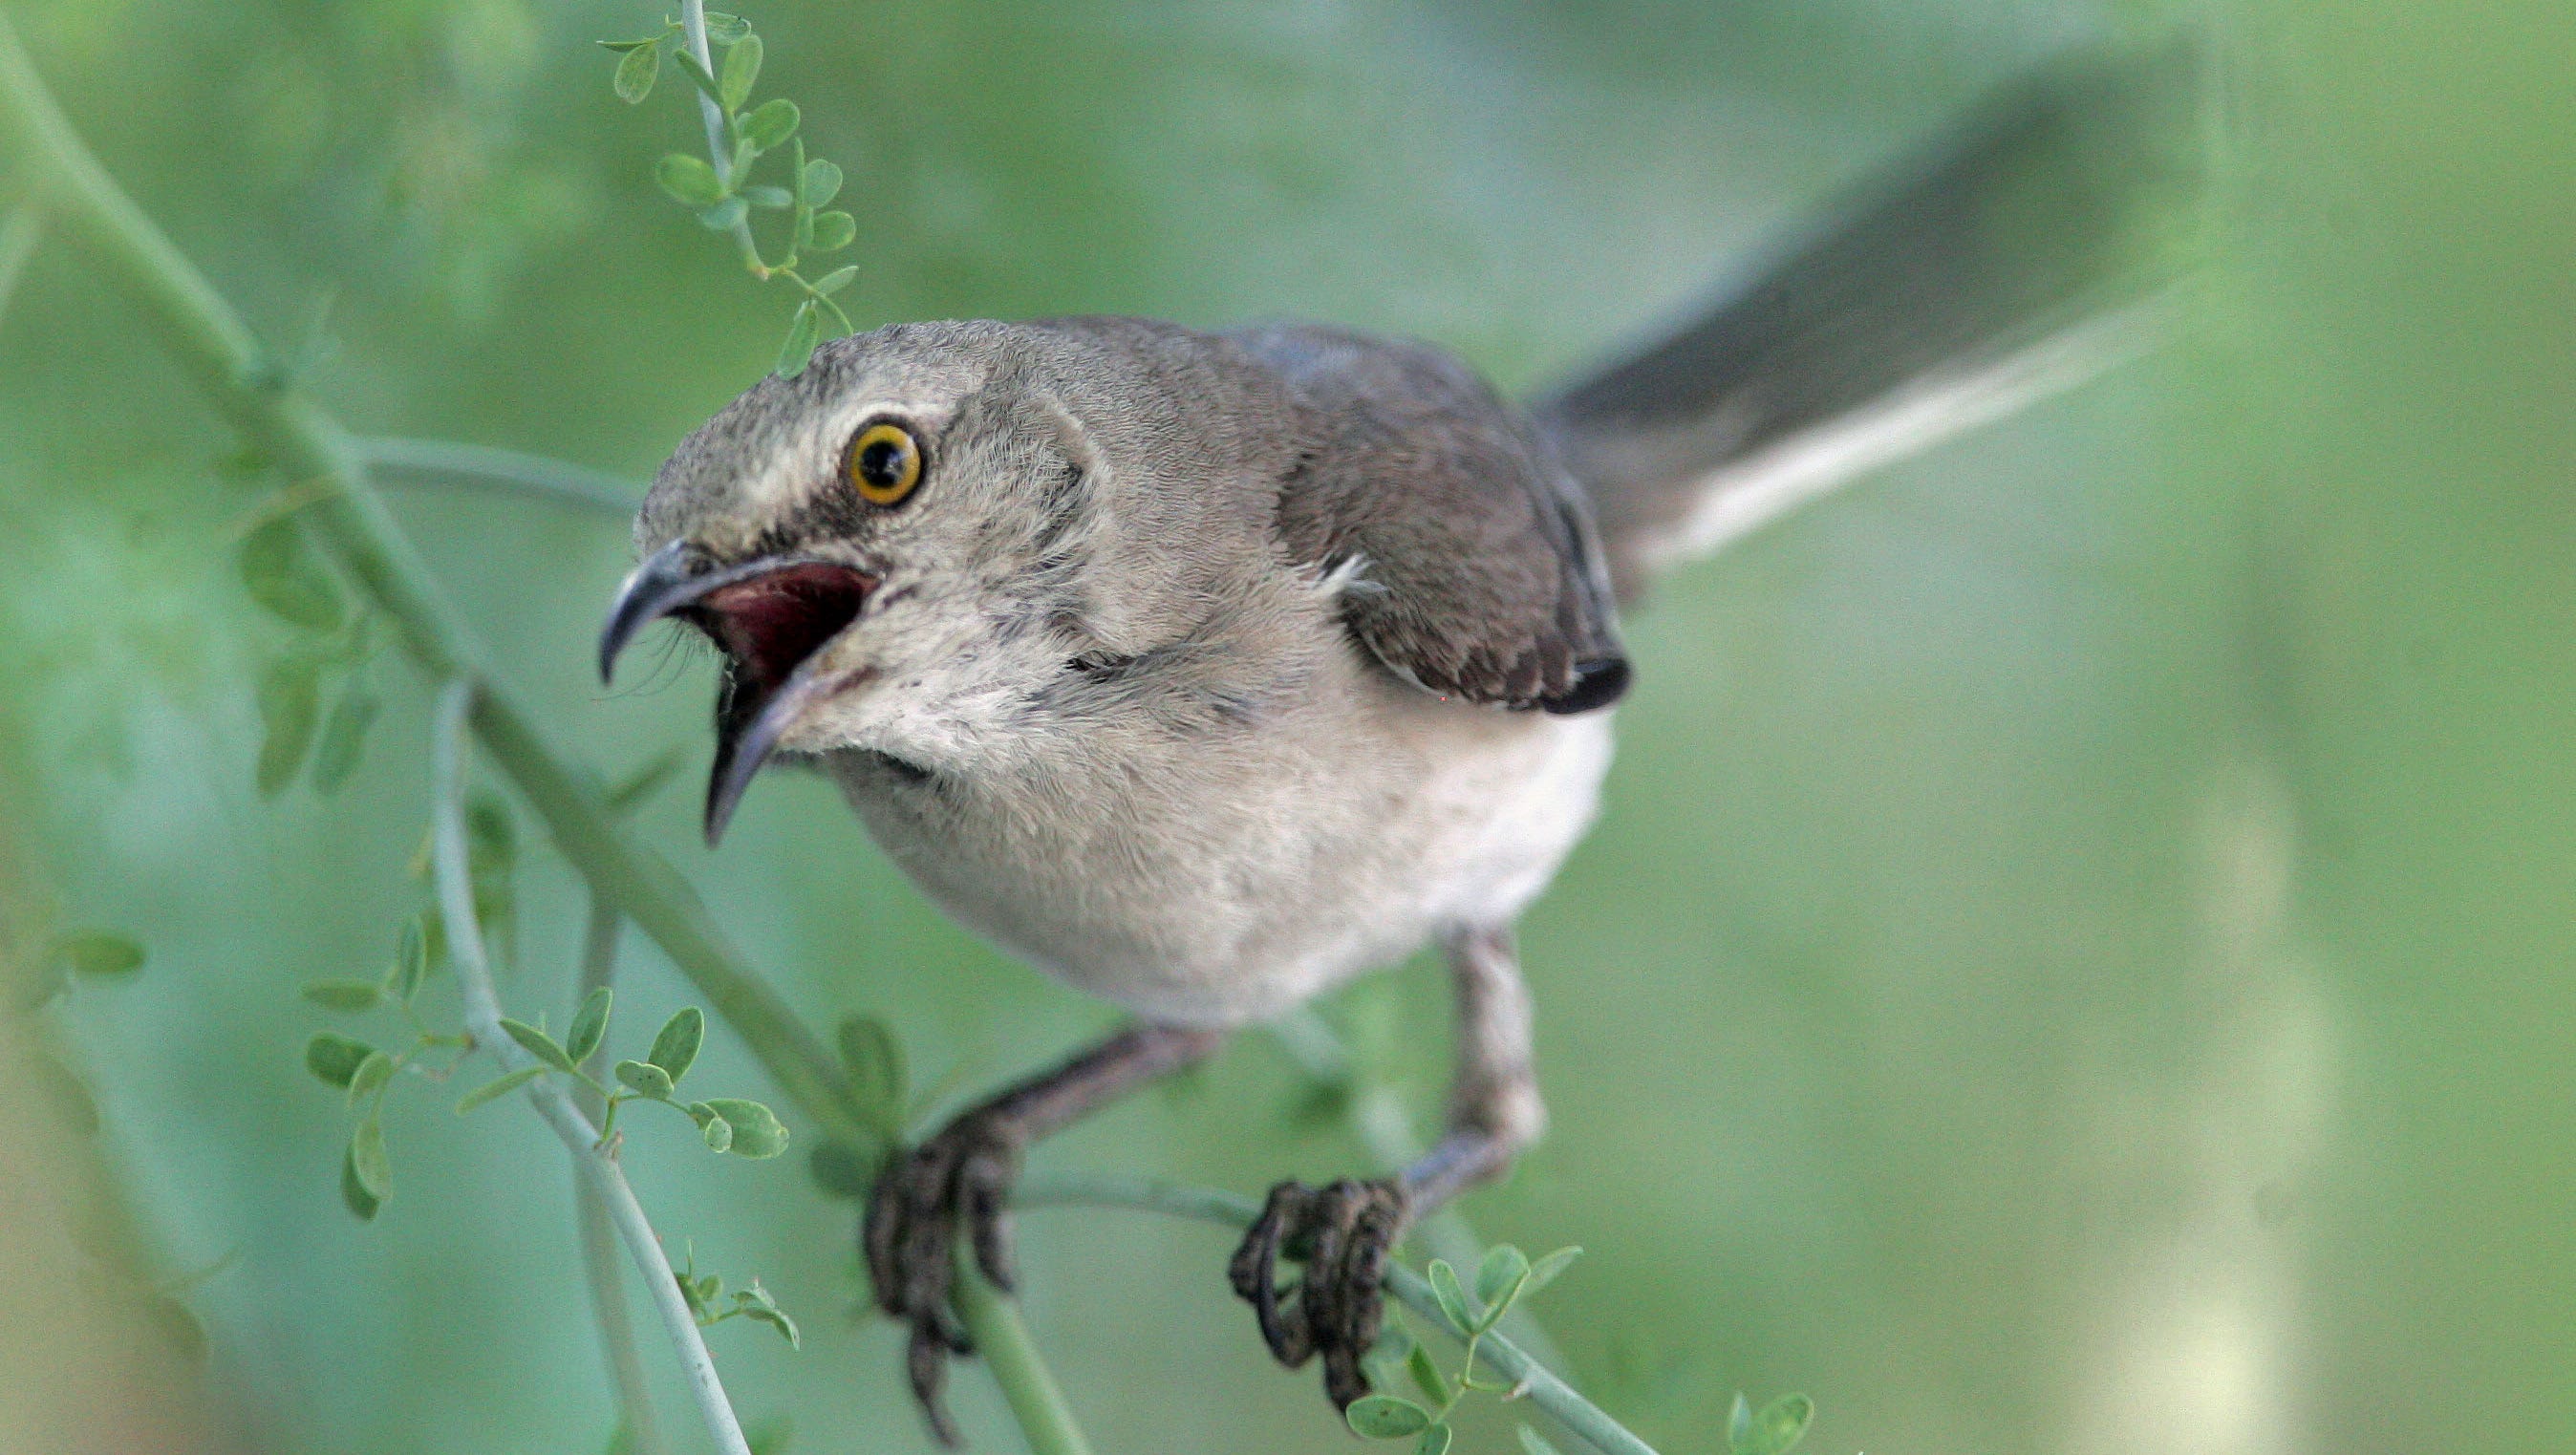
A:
[
  {"xmin": 600, "ymin": 11, "xmax": 859, "ymax": 375},
  {"xmin": 1346, "ymin": 1244, "xmax": 1585, "ymax": 1453},
  {"xmin": 675, "ymin": 1246, "xmax": 801, "ymax": 1349},
  {"xmin": 237, "ymin": 509, "xmax": 381, "ymax": 798}
]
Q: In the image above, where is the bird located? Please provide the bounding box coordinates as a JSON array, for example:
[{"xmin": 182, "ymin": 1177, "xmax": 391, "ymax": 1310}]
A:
[{"xmin": 597, "ymin": 49, "xmax": 2194, "ymax": 1445}]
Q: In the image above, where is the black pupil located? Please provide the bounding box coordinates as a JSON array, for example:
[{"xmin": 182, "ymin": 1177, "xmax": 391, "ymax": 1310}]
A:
[{"xmin": 859, "ymin": 438, "xmax": 906, "ymax": 489}]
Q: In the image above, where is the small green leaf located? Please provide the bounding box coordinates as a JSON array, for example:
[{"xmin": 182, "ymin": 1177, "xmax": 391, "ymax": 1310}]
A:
[
  {"xmin": 349, "ymin": 1117, "xmax": 391, "ymax": 1200},
  {"xmin": 305, "ymin": 1033, "xmax": 376, "ymax": 1089},
  {"xmin": 612, "ymin": 37, "xmax": 660, "ymax": 102},
  {"xmin": 57, "ymin": 931, "xmax": 144, "ymax": 978},
  {"xmin": 836, "ymin": 1015, "xmax": 906, "ymax": 1124},
  {"xmin": 456, "ymin": 1065, "xmax": 546, "ymax": 1114},
  {"xmin": 340, "ymin": 1142, "xmax": 381, "ymax": 1220},
  {"xmin": 649, "ymin": 1007, "xmax": 704, "ymax": 1082},
  {"xmin": 1426, "ymin": 1259, "xmax": 1473, "ymax": 1335},
  {"xmin": 700, "ymin": 1098, "xmax": 787, "ymax": 1158},
  {"xmin": 614, "ymin": 1059, "xmax": 675, "ymax": 1099},
  {"xmin": 1737, "ymin": 1395, "xmax": 1814, "ymax": 1455},
  {"xmin": 704, "ymin": 11, "xmax": 752, "ymax": 43},
  {"xmin": 656, "ymin": 153, "xmax": 726, "ymax": 208},
  {"xmin": 801, "ymin": 158, "xmax": 843, "ymax": 208},
  {"xmin": 1407, "ymin": 1342, "xmax": 1450, "ymax": 1407},
  {"xmin": 776, "ymin": 300, "xmax": 821, "ymax": 378},
  {"xmin": 1518, "ymin": 1426, "xmax": 1567, "ymax": 1455},
  {"xmin": 669, "ymin": 48, "xmax": 721, "ymax": 106},
  {"xmin": 735, "ymin": 1281, "xmax": 800, "ymax": 1348},
  {"xmin": 739, "ymin": 96, "xmax": 798, "ymax": 153},
  {"xmin": 1520, "ymin": 1245, "xmax": 1582, "ymax": 1299},
  {"xmin": 701, "ymin": 1111, "xmax": 735, "ymax": 1153},
  {"xmin": 1415, "ymin": 1423, "xmax": 1452, "ymax": 1455},
  {"xmin": 256, "ymin": 655, "xmax": 323, "ymax": 797},
  {"xmin": 345, "ymin": 1051, "xmax": 395, "ymax": 1109},
  {"xmin": 302, "ymin": 979, "xmax": 383, "ymax": 1013},
  {"xmin": 1346, "ymin": 1395, "xmax": 1431, "ymax": 1440},
  {"xmin": 311, "ymin": 687, "xmax": 378, "ymax": 794},
  {"xmin": 1475, "ymin": 1245, "xmax": 1532, "ymax": 1319},
  {"xmin": 719, "ymin": 33, "xmax": 762, "ymax": 112},
  {"xmin": 805, "ymin": 209, "xmax": 855, "ymax": 252},
  {"xmin": 806, "ymin": 1140, "xmax": 876, "ymax": 1198},
  {"xmin": 391, "ymin": 913, "xmax": 430, "ymax": 1003},
  {"xmin": 743, "ymin": 184, "xmax": 793, "ymax": 209},
  {"xmin": 699, "ymin": 196, "xmax": 749, "ymax": 232},
  {"xmin": 567, "ymin": 987, "xmax": 613, "ymax": 1066},
  {"xmin": 596, "ymin": 36, "xmax": 658, "ymax": 53},
  {"xmin": 239, "ymin": 518, "xmax": 346, "ymax": 631},
  {"xmin": 500, "ymin": 1017, "xmax": 576, "ymax": 1074},
  {"xmin": 1728, "ymin": 1394, "xmax": 1753, "ymax": 1449},
  {"xmin": 810, "ymin": 265, "xmax": 858, "ymax": 296}
]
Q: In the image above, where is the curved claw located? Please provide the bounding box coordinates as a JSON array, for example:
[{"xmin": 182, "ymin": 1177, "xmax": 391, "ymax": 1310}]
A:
[
  {"xmin": 1228, "ymin": 1176, "xmax": 1408, "ymax": 1412},
  {"xmin": 861, "ymin": 1115, "xmax": 1026, "ymax": 1447}
]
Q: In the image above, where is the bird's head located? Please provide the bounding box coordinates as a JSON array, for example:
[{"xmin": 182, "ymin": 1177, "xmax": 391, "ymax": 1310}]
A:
[{"xmin": 599, "ymin": 319, "xmax": 1298, "ymax": 844}]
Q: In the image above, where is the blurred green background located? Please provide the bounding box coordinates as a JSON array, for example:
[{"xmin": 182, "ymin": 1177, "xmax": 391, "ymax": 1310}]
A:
[{"xmin": 2, "ymin": 1, "xmax": 2570, "ymax": 1452}]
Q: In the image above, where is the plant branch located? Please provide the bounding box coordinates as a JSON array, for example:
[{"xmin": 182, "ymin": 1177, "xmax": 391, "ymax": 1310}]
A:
[
  {"xmin": 572, "ymin": 897, "xmax": 668, "ymax": 1455},
  {"xmin": 359, "ymin": 436, "xmax": 637, "ymax": 515},
  {"xmin": 430, "ymin": 682, "xmax": 751, "ymax": 1455},
  {"xmin": 1014, "ymin": 1171, "xmax": 1661, "ymax": 1455},
  {"xmin": 678, "ymin": 0, "xmax": 764, "ymax": 276},
  {"xmin": 0, "ymin": 21, "xmax": 1088, "ymax": 1451}
]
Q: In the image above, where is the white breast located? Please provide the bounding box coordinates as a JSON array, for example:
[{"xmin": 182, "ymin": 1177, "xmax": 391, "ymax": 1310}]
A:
[{"xmin": 825, "ymin": 657, "xmax": 1613, "ymax": 1028}]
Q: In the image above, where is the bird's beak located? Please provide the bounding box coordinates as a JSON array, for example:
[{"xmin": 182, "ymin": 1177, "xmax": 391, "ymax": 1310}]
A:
[{"xmin": 599, "ymin": 540, "xmax": 878, "ymax": 845}]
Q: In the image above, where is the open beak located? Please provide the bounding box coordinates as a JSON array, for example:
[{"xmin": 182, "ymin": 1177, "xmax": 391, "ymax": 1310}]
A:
[{"xmin": 599, "ymin": 540, "xmax": 877, "ymax": 845}]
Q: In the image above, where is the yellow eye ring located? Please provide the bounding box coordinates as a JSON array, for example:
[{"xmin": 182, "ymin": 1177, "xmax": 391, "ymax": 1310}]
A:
[{"xmin": 847, "ymin": 421, "xmax": 924, "ymax": 506}]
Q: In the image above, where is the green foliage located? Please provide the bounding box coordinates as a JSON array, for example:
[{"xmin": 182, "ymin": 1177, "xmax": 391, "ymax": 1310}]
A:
[
  {"xmin": 1727, "ymin": 1393, "xmax": 1814, "ymax": 1455},
  {"xmin": 599, "ymin": 8, "xmax": 860, "ymax": 375},
  {"xmin": 1352, "ymin": 1243, "xmax": 1627, "ymax": 1451},
  {"xmin": 54, "ymin": 931, "xmax": 144, "ymax": 979},
  {"xmin": 674, "ymin": 1249, "xmax": 802, "ymax": 1349}
]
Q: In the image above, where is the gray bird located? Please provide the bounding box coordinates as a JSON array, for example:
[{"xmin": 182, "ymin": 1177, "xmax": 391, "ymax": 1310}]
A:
[{"xmin": 599, "ymin": 51, "xmax": 2193, "ymax": 1443}]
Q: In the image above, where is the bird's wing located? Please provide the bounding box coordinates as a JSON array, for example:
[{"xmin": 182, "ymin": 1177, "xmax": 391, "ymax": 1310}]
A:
[
  {"xmin": 1238, "ymin": 323, "xmax": 1629, "ymax": 714},
  {"xmin": 1535, "ymin": 45, "xmax": 2203, "ymax": 605}
]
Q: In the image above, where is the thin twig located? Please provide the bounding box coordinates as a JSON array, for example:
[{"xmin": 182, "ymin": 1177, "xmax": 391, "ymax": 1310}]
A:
[
  {"xmin": 572, "ymin": 897, "xmax": 668, "ymax": 1455},
  {"xmin": 0, "ymin": 25, "xmax": 1092, "ymax": 1451},
  {"xmin": 1015, "ymin": 1171, "xmax": 1661, "ymax": 1455},
  {"xmin": 430, "ymin": 681, "xmax": 751, "ymax": 1455},
  {"xmin": 359, "ymin": 437, "xmax": 637, "ymax": 515},
  {"xmin": 678, "ymin": 0, "xmax": 766, "ymax": 276}
]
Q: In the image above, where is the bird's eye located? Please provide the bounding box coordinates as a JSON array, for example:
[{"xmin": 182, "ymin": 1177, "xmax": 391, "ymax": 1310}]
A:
[{"xmin": 847, "ymin": 421, "xmax": 924, "ymax": 507}]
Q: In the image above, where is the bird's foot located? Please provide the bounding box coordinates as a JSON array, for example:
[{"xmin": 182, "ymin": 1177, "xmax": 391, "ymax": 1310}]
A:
[
  {"xmin": 1227, "ymin": 1176, "xmax": 1408, "ymax": 1409},
  {"xmin": 863, "ymin": 1109, "xmax": 1026, "ymax": 1447}
]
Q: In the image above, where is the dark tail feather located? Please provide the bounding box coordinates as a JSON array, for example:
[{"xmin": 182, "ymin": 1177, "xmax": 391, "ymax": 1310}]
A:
[{"xmin": 1536, "ymin": 44, "xmax": 2206, "ymax": 604}]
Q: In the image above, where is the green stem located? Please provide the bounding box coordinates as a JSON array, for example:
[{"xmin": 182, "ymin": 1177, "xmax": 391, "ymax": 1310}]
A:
[
  {"xmin": 431, "ymin": 683, "xmax": 753, "ymax": 1455},
  {"xmin": 572, "ymin": 898, "xmax": 670, "ymax": 1455},
  {"xmin": 952, "ymin": 1256, "xmax": 1097, "ymax": 1455},
  {"xmin": 359, "ymin": 436, "xmax": 638, "ymax": 514},
  {"xmin": 1014, "ymin": 1171, "xmax": 1660, "ymax": 1455},
  {"xmin": 0, "ymin": 19, "xmax": 1084, "ymax": 1452}
]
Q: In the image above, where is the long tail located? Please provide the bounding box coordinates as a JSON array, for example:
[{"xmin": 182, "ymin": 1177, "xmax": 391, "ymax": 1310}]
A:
[{"xmin": 1535, "ymin": 45, "xmax": 2204, "ymax": 605}]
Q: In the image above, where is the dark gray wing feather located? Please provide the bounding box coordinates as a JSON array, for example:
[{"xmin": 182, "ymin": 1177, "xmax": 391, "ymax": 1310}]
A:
[{"xmin": 1236, "ymin": 324, "xmax": 1629, "ymax": 714}]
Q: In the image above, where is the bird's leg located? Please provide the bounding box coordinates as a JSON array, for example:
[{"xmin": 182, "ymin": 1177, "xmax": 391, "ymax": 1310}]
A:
[
  {"xmin": 1231, "ymin": 925, "xmax": 1546, "ymax": 1410},
  {"xmin": 867, "ymin": 1021, "xmax": 1224, "ymax": 1446}
]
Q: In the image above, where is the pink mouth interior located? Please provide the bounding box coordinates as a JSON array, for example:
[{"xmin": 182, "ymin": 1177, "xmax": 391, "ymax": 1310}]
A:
[{"xmin": 689, "ymin": 562, "xmax": 875, "ymax": 700}]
